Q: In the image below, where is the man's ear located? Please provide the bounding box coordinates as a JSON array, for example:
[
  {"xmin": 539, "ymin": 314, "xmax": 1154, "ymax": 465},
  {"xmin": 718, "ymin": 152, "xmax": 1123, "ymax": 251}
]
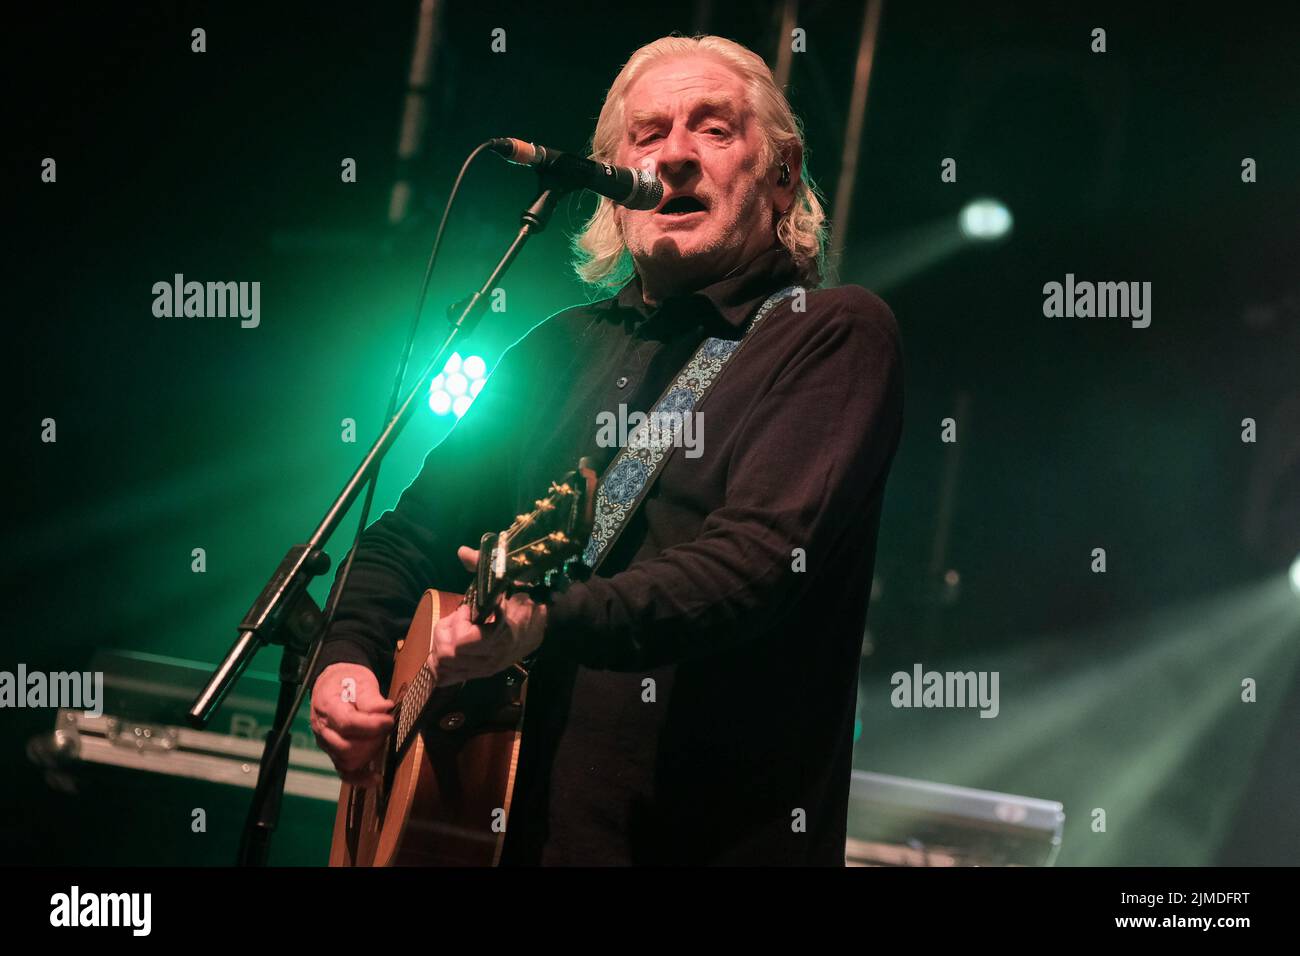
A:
[{"xmin": 775, "ymin": 143, "xmax": 803, "ymax": 214}]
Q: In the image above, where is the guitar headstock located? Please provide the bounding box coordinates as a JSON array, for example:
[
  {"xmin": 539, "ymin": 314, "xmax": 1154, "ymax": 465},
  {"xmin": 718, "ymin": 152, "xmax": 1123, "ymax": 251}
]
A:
[{"xmin": 469, "ymin": 458, "xmax": 597, "ymax": 619}]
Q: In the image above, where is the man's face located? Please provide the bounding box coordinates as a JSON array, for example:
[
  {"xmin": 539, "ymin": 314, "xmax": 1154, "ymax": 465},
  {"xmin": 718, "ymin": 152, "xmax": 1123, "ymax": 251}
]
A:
[{"xmin": 613, "ymin": 55, "xmax": 786, "ymax": 296}]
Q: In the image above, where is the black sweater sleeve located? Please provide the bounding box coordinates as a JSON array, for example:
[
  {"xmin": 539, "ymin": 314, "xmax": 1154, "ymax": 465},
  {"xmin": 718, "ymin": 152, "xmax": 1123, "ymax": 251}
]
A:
[{"xmin": 309, "ymin": 338, "xmax": 536, "ymax": 687}]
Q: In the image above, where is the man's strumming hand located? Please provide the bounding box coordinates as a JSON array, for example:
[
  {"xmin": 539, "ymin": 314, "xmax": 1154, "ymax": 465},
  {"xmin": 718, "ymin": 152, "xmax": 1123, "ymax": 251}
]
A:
[{"xmin": 309, "ymin": 663, "xmax": 394, "ymax": 788}]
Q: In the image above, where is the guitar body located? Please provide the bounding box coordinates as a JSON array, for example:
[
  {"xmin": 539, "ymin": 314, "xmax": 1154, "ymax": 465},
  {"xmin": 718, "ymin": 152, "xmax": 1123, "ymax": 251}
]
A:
[
  {"xmin": 326, "ymin": 459, "xmax": 595, "ymax": 866},
  {"xmin": 328, "ymin": 588, "xmax": 528, "ymax": 867}
]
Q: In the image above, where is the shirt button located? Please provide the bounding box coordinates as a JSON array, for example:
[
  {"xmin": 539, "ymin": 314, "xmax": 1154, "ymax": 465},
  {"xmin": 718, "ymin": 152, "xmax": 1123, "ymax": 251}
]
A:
[{"xmin": 616, "ymin": 376, "xmax": 629, "ymax": 389}]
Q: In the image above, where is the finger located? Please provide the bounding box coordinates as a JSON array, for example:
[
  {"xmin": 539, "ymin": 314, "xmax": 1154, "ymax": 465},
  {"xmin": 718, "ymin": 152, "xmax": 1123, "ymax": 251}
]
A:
[
  {"xmin": 457, "ymin": 546, "xmax": 479, "ymax": 572},
  {"xmin": 434, "ymin": 631, "xmax": 470, "ymax": 663},
  {"xmin": 338, "ymin": 754, "xmax": 379, "ymax": 780},
  {"xmin": 433, "ymin": 618, "xmax": 457, "ymax": 655},
  {"xmin": 352, "ymin": 691, "xmax": 395, "ymax": 714},
  {"xmin": 314, "ymin": 724, "xmax": 369, "ymax": 768},
  {"xmin": 326, "ymin": 709, "xmax": 395, "ymax": 738},
  {"xmin": 447, "ymin": 623, "xmax": 486, "ymax": 650},
  {"xmin": 314, "ymin": 693, "xmax": 394, "ymax": 739},
  {"xmin": 435, "ymin": 604, "xmax": 471, "ymax": 633},
  {"xmin": 437, "ymin": 610, "xmax": 480, "ymax": 647},
  {"xmin": 335, "ymin": 749, "xmax": 377, "ymax": 774},
  {"xmin": 499, "ymin": 591, "xmax": 530, "ymax": 615},
  {"xmin": 317, "ymin": 673, "xmax": 393, "ymax": 712},
  {"xmin": 339, "ymin": 764, "xmax": 382, "ymax": 788}
]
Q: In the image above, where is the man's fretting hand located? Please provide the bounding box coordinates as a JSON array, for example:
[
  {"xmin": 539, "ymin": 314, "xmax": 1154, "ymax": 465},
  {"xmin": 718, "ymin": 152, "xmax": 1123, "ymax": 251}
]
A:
[{"xmin": 426, "ymin": 546, "xmax": 548, "ymax": 685}]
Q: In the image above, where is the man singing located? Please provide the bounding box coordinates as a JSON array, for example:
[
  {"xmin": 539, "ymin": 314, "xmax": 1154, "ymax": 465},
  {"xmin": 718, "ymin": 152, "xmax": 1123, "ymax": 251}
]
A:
[{"xmin": 309, "ymin": 33, "xmax": 903, "ymax": 865}]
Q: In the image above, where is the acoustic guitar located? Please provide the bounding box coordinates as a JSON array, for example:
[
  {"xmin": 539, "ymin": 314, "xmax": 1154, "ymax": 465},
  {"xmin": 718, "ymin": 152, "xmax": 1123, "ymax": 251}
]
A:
[{"xmin": 328, "ymin": 461, "xmax": 596, "ymax": 866}]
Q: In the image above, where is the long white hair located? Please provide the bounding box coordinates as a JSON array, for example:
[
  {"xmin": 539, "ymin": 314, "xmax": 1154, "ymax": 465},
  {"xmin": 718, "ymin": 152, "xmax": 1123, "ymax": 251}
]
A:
[{"xmin": 573, "ymin": 35, "xmax": 828, "ymax": 291}]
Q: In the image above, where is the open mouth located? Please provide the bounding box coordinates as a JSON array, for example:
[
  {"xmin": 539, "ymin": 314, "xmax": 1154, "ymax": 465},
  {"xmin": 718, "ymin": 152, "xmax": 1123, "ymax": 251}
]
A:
[{"xmin": 657, "ymin": 195, "xmax": 709, "ymax": 216}]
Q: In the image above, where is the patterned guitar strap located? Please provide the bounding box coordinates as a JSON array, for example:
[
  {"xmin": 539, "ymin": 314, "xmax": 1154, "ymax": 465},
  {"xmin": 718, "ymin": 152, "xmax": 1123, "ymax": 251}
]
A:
[{"xmin": 579, "ymin": 284, "xmax": 804, "ymax": 573}]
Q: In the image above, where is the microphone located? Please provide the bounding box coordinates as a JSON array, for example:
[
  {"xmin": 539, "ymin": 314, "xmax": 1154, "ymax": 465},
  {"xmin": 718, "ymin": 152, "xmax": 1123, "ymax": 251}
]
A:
[{"xmin": 488, "ymin": 138, "xmax": 664, "ymax": 211}]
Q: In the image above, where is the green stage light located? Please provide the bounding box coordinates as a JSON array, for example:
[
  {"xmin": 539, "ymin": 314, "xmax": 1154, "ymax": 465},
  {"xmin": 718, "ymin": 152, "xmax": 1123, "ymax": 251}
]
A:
[
  {"xmin": 428, "ymin": 352, "xmax": 488, "ymax": 417},
  {"xmin": 1289, "ymin": 554, "xmax": 1300, "ymax": 595},
  {"xmin": 959, "ymin": 198, "xmax": 1013, "ymax": 241}
]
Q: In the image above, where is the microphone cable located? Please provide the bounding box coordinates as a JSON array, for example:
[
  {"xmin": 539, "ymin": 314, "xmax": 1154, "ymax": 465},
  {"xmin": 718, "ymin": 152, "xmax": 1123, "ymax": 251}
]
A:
[{"xmin": 256, "ymin": 141, "xmax": 498, "ymax": 796}]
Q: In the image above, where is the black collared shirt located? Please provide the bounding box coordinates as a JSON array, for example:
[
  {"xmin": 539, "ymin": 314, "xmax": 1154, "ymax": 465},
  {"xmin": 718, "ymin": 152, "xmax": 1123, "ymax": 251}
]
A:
[{"xmin": 315, "ymin": 244, "xmax": 904, "ymax": 865}]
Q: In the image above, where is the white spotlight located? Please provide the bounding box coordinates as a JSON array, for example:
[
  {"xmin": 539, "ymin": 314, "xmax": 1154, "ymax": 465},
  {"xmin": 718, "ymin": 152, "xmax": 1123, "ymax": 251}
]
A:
[{"xmin": 959, "ymin": 198, "xmax": 1013, "ymax": 241}]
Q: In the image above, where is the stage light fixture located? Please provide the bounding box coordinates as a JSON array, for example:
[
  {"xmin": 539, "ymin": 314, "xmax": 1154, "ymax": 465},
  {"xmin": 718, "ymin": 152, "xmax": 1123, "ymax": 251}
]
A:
[
  {"xmin": 959, "ymin": 198, "xmax": 1013, "ymax": 241},
  {"xmin": 428, "ymin": 352, "xmax": 488, "ymax": 417}
]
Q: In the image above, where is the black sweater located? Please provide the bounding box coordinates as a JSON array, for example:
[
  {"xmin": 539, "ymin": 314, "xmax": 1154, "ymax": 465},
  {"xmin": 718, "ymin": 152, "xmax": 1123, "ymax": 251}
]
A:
[{"xmin": 313, "ymin": 244, "xmax": 904, "ymax": 865}]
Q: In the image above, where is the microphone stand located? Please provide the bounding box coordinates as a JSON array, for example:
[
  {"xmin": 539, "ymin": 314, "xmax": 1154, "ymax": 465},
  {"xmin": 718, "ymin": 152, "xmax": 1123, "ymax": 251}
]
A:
[{"xmin": 187, "ymin": 171, "xmax": 567, "ymax": 867}]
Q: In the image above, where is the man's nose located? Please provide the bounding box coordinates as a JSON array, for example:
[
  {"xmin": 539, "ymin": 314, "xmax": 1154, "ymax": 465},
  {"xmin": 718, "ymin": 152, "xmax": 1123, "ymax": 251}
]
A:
[{"xmin": 655, "ymin": 125, "xmax": 700, "ymax": 181}]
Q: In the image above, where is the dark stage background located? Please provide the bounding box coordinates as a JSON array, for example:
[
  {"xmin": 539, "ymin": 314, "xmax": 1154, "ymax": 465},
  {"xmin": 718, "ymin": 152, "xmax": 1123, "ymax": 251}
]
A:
[{"xmin": 5, "ymin": 1, "xmax": 1299, "ymax": 866}]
